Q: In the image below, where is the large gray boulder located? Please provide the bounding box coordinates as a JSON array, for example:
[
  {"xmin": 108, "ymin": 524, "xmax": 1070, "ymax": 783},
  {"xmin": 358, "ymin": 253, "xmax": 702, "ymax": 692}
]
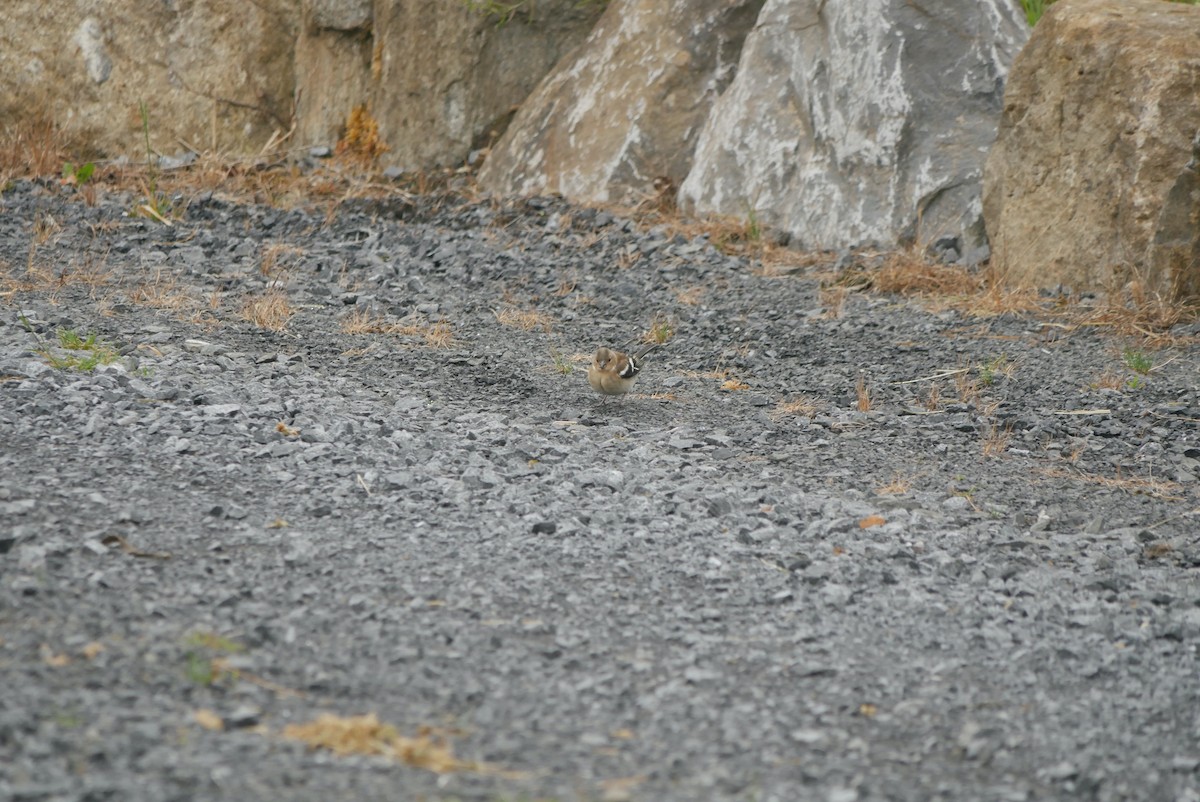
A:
[
  {"xmin": 678, "ymin": 0, "xmax": 1028, "ymax": 262},
  {"xmin": 477, "ymin": 0, "xmax": 765, "ymax": 202}
]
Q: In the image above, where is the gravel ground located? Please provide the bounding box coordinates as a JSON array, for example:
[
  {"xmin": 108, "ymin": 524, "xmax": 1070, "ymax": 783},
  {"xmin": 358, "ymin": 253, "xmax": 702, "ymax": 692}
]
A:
[{"xmin": 1, "ymin": 177, "xmax": 1199, "ymax": 802}]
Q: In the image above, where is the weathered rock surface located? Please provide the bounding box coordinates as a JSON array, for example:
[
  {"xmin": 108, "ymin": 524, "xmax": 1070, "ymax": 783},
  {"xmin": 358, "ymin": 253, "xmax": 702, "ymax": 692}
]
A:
[
  {"xmin": 983, "ymin": 0, "xmax": 1200, "ymax": 297},
  {"xmin": 297, "ymin": 0, "xmax": 602, "ymax": 169},
  {"xmin": 1, "ymin": 0, "xmax": 598, "ymax": 169},
  {"xmin": 477, "ymin": 0, "xmax": 764, "ymax": 202},
  {"xmin": 678, "ymin": 0, "xmax": 1028, "ymax": 262},
  {"xmin": 0, "ymin": 1, "xmax": 299, "ymax": 156}
]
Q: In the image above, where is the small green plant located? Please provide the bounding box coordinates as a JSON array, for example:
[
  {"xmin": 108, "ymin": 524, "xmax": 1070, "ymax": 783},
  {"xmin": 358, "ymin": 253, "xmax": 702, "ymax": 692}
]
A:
[
  {"xmin": 183, "ymin": 631, "xmax": 244, "ymax": 686},
  {"xmin": 184, "ymin": 631, "xmax": 245, "ymax": 654},
  {"xmin": 744, "ymin": 202, "xmax": 762, "ymax": 244},
  {"xmin": 36, "ymin": 328, "xmax": 119, "ymax": 371},
  {"xmin": 133, "ymin": 101, "xmax": 176, "ymax": 224},
  {"xmin": 61, "ymin": 161, "xmax": 95, "ymax": 186},
  {"xmin": 1126, "ymin": 375, "xmax": 1146, "ymax": 391},
  {"xmin": 185, "ymin": 652, "xmax": 217, "ymax": 686},
  {"xmin": 977, "ymin": 354, "xmax": 1012, "ymax": 386},
  {"xmin": 548, "ymin": 343, "xmax": 573, "ymax": 375},
  {"xmin": 647, "ymin": 317, "xmax": 675, "ymax": 345},
  {"xmin": 1122, "ymin": 347, "xmax": 1153, "ymax": 375},
  {"xmin": 52, "ymin": 708, "xmax": 83, "ymax": 729},
  {"xmin": 1023, "ymin": 0, "xmax": 1199, "ymax": 25},
  {"xmin": 1019, "ymin": 0, "xmax": 1048, "ymax": 25}
]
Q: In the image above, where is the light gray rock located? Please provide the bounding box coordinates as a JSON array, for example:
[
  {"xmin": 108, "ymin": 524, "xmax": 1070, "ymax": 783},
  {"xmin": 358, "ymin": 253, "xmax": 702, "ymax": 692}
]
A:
[{"xmin": 679, "ymin": 0, "xmax": 1028, "ymax": 261}]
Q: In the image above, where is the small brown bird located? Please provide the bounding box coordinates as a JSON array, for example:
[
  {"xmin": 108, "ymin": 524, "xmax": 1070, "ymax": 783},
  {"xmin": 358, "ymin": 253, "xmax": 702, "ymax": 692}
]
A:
[{"xmin": 588, "ymin": 342, "xmax": 659, "ymax": 401}]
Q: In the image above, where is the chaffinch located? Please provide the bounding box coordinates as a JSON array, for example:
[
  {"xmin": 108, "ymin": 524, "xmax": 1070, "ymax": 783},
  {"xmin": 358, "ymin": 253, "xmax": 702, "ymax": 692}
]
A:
[{"xmin": 587, "ymin": 342, "xmax": 659, "ymax": 401}]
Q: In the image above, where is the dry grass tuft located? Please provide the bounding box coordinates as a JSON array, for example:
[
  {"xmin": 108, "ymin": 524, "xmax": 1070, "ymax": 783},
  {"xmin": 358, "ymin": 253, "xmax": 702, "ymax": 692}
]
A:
[
  {"xmin": 0, "ymin": 114, "xmax": 71, "ymax": 181},
  {"xmin": 1088, "ymin": 369, "xmax": 1128, "ymax": 391},
  {"xmin": 340, "ymin": 309, "xmax": 454, "ymax": 347},
  {"xmin": 955, "ymin": 278, "xmax": 1043, "ymax": 318},
  {"xmin": 981, "ymin": 422, "xmax": 1012, "ymax": 458},
  {"xmin": 820, "ymin": 285, "xmax": 849, "ymax": 319},
  {"xmin": 675, "ymin": 285, "xmax": 705, "ymax": 306},
  {"xmin": 873, "ymin": 250, "xmax": 982, "ymax": 297},
  {"xmin": 855, "ymin": 375, "xmax": 872, "ymax": 412},
  {"xmin": 281, "ymin": 713, "xmax": 489, "ymax": 774},
  {"xmin": 128, "ymin": 269, "xmax": 194, "ymax": 311},
  {"xmin": 1072, "ymin": 278, "xmax": 1200, "ymax": 343},
  {"xmin": 335, "ymin": 105, "xmax": 390, "ymax": 165},
  {"xmin": 644, "ymin": 314, "xmax": 676, "ymax": 345},
  {"xmin": 260, "ymin": 243, "xmax": 305, "ymax": 277},
  {"xmin": 1039, "ymin": 466, "xmax": 1183, "ymax": 501},
  {"xmin": 632, "ymin": 176, "xmax": 679, "ymax": 217},
  {"xmin": 923, "ymin": 383, "xmax": 943, "ymax": 411},
  {"xmin": 241, "ymin": 288, "xmax": 292, "ymax": 331},
  {"xmin": 771, "ymin": 395, "xmax": 822, "ymax": 420},
  {"xmin": 494, "ymin": 306, "xmax": 553, "ymax": 333},
  {"xmin": 32, "ymin": 214, "xmax": 63, "ymax": 245},
  {"xmin": 954, "ymin": 365, "xmax": 979, "ymax": 405},
  {"xmin": 875, "ymin": 472, "xmax": 916, "ymax": 495}
]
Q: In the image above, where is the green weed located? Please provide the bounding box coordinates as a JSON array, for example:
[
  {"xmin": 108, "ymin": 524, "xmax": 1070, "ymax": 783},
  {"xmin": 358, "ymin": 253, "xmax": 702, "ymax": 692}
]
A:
[
  {"xmin": 183, "ymin": 631, "xmax": 244, "ymax": 686},
  {"xmin": 1022, "ymin": 0, "xmax": 1198, "ymax": 25},
  {"xmin": 548, "ymin": 343, "xmax": 573, "ymax": 375},
  {"xmin": 37, "ymin": 328, "xmax": 119, "ymax": 371},
  {"xmin": 185, "ymin": 652, "xmax": 216, "ymax": 686},
  {"xmin": 132, "ymin": 101, "xmax": 178, "ymax": 224},
  {"xmin": 61, "ymin": 161, "xmax": 95, "ymax": 186},
  {"xmin": 184, "ymin": 631, "xmax": 245, "ymax": 654},
  {"xmin": 1122, "ymin": 347, "xmax": 1153, "ymax": 375},
  {"xmin": 977, "ymin": 355, "xmax": 1011, "ymax": 386}
]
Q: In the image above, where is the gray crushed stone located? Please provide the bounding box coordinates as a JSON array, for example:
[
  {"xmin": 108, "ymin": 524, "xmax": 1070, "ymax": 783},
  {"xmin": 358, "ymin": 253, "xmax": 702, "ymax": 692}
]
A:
[{"xmin": 1, "ymin": 178, "xmax": 1198, "ymax": 802}]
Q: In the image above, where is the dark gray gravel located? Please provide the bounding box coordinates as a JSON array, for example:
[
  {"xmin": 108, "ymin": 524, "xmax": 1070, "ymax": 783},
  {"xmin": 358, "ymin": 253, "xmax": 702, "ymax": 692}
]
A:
[{"xmin": 1, "ymin": 178, "xmax": 1198, "ymax": 802}]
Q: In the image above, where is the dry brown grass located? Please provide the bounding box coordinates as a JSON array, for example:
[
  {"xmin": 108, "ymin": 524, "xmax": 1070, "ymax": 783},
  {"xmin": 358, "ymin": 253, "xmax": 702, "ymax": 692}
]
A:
[
  {"xmin": 873, "ymin": 249, "xmax": 982, "ymax": 297},
  {"xmin": 2, "ymin": 251, "xmax": 114, "ymax": 304},
  {"xmin": 1039, "ymin": 466, "xmax": 1183, "ymax": 501},
  {"xmin": 875, "ymin": 472, "xmax": 916, "ymax": 496},
  {"xmin": 1070, "ymin": 278, "xmax": 1200, "ymax": 344},
  {"xmin": 494, "ymin": 306, "xmax": 553, "ymax": 332},
  {"xmin": 855, "ymin": 375, "xmax": 872, "ymax": 412},
  {"xmin": 260, "ymin": 243, "xmax": 305, "ymax": 277},
  {"xmin": 281, "ymin": 713, "xmax": 494, "ymax": 775},
  {"xmin": 771, "ymin": 395, "xmax": 822, "ymax": 420},
  {"xmin": 0, "ymin": 114, "xmax": 72, "ymax": 182},
  {"xmin": 683, "ymin": 367, "xmax": 730, "ymax": 381},
  {"xmin": 954, "ymin": 365, "xmax": 979, "ymax": 404},
  {"xmin": 923, "ymin": 383, "xmax": 943, "ymax": 411},
  {"xmin": 1088, "ymin": 369, "xmax": 1128, "ymax": 391},
  {"xmin": 981, "ymin": 422, "xmax": 1012, "ymax": 458},
  {"xmin": 32, "ymin": 214, "xmax": 63, "ymax": 245},
  {"xmin": 240, "ymin": 288, "xmax": 292, "ymax": 331},
  {"xmin": 675, "ymin": 285, "xmax": 705, "ymax": 306},
  {"xmin": 128, "ymin": 269, "xmax": 195, "ymax": 311},
  {"xmin": 820, "ymin": 285, "xmax": 849, "ymax": 319},
  {"xmin": 335, "ymin": 105, "xmax": 390, "ymax": 166},
  {"xmin": 340, "ymin": 309, "xmax": 454, "ymax": 347}
]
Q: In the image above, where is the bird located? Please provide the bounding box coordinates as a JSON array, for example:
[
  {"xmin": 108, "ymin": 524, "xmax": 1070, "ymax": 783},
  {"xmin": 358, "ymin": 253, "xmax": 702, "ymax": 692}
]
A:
[{"xmin": 588, "ymin": 341, "xmax": 659, "ymax": 402}]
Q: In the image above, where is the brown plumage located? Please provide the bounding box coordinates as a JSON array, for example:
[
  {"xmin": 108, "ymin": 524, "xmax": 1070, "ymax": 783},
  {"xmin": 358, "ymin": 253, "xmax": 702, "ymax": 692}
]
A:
[{"xmin": 587, "ymin": 342, "xmax": 658, "ymax": 401}]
